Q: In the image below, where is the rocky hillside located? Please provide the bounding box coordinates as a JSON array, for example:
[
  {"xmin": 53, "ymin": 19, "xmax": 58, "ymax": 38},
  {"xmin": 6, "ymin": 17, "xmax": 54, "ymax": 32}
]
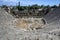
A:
[{"xmin": 0, "ymin": 7, "xmax": 60, "ymax": 40}]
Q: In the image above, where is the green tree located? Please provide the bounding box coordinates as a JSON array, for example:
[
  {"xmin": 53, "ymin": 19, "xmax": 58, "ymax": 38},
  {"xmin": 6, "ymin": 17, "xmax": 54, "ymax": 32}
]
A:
[
  {"xmin": 1, "ymin": 5, "xmax": 7, "ymax": 8},
  {"xmin": 16, "ymin": 6, "xmax": 25, "ymax": 11},
  {"xmin": 31, "ymin": 4, "xmax": 40, "ymax": 9},
  {"xmin": 51, "ymin": 5, "xmax": 57, "ymax": 8},
  {"xmin": 40, "ymin": 5, "xmax": 44, "ymax": 8},
  {"xmin": 59, "ymin": 4, "xmax": 60, "ymax": 7}
]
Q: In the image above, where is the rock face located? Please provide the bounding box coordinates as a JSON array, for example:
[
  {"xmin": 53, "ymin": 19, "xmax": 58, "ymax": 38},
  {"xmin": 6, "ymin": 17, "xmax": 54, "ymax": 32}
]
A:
[
  {"xmin": 43, "ymin": 8, "xmax": 60, "ymax": 24},
  {"xmin": 41, "ymin": 7, "xmax": 60, "ymax": 40},
  {"xmin": 0, "ymin": 7, "xmax": 60, "ymax": 40},
  {"xmin": 42, "ymin": 7, "xmax": 60, "ymax": 31},
  {"xmin": 0, "ymin": 8, "xmax": 15, "ymax": 40}
]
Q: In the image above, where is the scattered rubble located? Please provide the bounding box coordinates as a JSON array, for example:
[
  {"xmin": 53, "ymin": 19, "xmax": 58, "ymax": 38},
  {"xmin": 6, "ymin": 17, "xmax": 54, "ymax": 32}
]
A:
[{"xmin": 14, "ymin": 18, "xmax": 45, "ymax": 31}]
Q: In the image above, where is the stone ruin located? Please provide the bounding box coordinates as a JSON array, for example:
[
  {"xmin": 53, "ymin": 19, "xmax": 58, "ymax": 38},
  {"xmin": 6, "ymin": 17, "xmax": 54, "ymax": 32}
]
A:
[{"xmin": 0, "ymin": 7, "xmax": 60, "ymax": 40}]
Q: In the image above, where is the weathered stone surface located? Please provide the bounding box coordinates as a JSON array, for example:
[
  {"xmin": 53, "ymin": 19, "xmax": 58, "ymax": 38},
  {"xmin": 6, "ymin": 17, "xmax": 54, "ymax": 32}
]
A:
[
  {"xmin": 43, "ymin": 8, "xmax": 60, "ymax": 24},
  {"xmin": 14, "ymin": 18, "xmax": 44, "ymax": 31}
]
